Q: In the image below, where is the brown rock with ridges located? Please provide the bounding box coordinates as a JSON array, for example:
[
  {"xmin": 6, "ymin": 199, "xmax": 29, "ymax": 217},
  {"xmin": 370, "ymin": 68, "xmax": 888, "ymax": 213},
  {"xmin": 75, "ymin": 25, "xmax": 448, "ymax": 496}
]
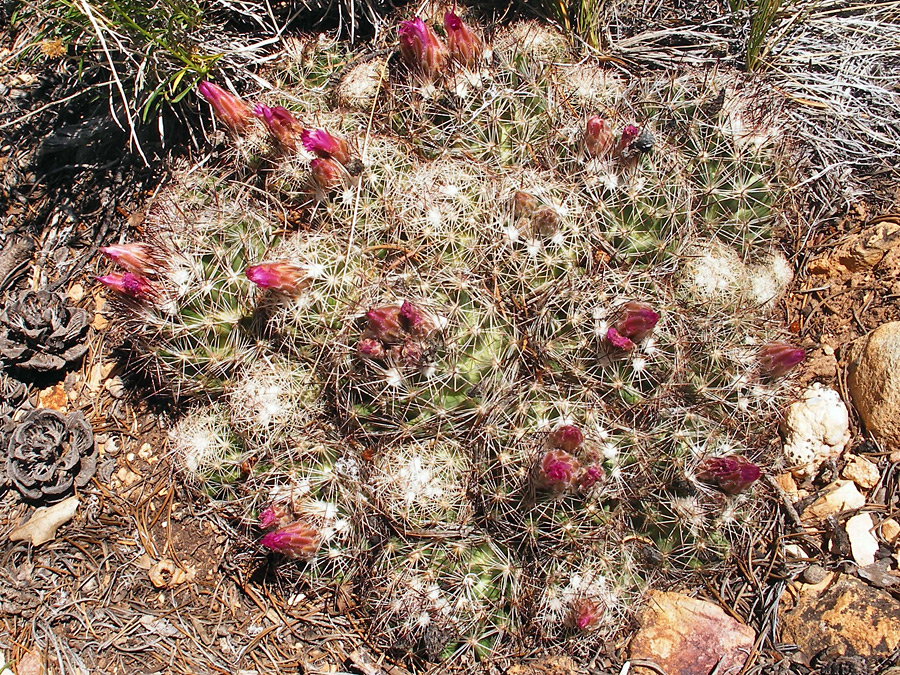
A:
[{"xmin": 629, "ymin": 590, "xmax": 755, "ymax": 675}]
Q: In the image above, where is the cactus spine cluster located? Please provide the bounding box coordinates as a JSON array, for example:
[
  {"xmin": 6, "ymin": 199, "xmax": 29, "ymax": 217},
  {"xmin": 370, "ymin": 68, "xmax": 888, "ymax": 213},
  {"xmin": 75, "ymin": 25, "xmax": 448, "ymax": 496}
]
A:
[{"xmin": 101, "ymin": 8, "xmax": 804, "ymax": 665}]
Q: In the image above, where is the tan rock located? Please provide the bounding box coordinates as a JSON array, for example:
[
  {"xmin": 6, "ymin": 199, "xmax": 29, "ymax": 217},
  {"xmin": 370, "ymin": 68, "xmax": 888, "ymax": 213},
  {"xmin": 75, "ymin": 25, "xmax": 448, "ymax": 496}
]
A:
[
  {"xmin": 775, "ymin": 472, "xmax": 800, "ymax": 499},
  {"xmin": 629, "ymin": 590, "xmax": 755, "ymax": 675},
  {"xmin": 781, "ymin": 574, "xmax": 900, "ymax": 658},
  {"xmin": 842, "ymin": 219, "xmax": 900, "ymax": 270},
  {"xmin": 846, "ymin": 513, "xmax": 878, "ymax": 567},
  {"xmin": 848, "ymin": 322, "xmax": 900, "ymax": 448},
  {"xmin": 801, "ymin": 480, "xmax": 866, "ymax": 523},
  {"xmin": 841, "ymin": 455, "xmax": 881, "ymax": 489},
  {"xmin": 37, "ymin": 383, "xmax": 67, "ymax": 412},
  {"xmin": 880, "ymin": 518, "xmax": 900, "ymax": 545},
  {"xmin": 506, "ymin": 655, "xmax": 579, "ymax": 675}
]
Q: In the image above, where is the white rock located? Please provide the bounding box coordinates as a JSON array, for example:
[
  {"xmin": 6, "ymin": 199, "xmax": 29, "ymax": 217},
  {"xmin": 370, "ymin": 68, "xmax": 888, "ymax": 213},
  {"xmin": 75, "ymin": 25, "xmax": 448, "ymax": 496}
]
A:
[
  {"xmin": 848, "ymin": 322, "xmax": 900, "ymax": 448},
  {"xmin": 841, "ymin": 455, "xmax": 881, "ymax": 489},
  {"xmin": 782, "ymin": 383, "xmax": 851, "ymax": 478},
  {"xmin": 802, "ymin": 480, "xmax": 866, "ymax": 523},
  {"xmin": 846, "ymin": 513, "xmax": 879, "ymax": 568}
]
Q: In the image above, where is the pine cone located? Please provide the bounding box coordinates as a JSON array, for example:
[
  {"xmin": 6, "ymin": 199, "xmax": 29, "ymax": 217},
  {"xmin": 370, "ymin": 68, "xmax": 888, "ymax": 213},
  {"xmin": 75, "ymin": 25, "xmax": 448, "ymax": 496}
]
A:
[
  {"xmin": 4, "ymin": 408, "xmax": 97, "ymax": 501},
  {"xmin": 0, "ymin": 289, "xmax": 90, "ymax": 371}
]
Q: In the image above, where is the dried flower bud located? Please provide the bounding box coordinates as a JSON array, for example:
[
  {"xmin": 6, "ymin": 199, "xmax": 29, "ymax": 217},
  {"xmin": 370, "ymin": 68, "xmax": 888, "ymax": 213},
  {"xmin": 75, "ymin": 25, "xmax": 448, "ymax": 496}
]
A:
[
  {"xmin": 531, "ymin": 206, "xmax": 560, "ymax": 237},
  {"xmin": 100, "ymin": 243, "xmax": 164, "ymax": 277},
  {"xmin": 572, "ymin": 599, "xmax": 603, "ymax": 631},
  {"xmin": 538, "ymin": 448, "xmax": 580, "ymax": 491},
  {"xmin": 512, "ymin": 190, "xmax": 539, "ymax": 220},
  {"xmin": 301, "ymin": 128, "xmax": 352, "ymax": 165},
  {"xmin": 365, "ymin": 305, "xmax": 405, "ymax": 344},
  {"xmin": 696, "ymin": 455, "xmax": 761, "ymax": 495},
  {"xmin": 606, "ymin": 301, "xmax": 659, "ymax": 351},
  {"xmin": 253, "ymin": 104, "xmax": 302, "ymax": 151},
  {"xmin": 260, "ymin": 519, "xmax": 321, "ymax": 558},
  {"xmin": 548, "ymin": 424, "xmax": 584, "ymax": 452},
  {"xmin": 399, "ymin": 17, "xmax": 449, "ymax": 79},
  {"xmin": 310, "ymin": 157, "xmax": 346, "ymax": 195},
  {"xmin": 584, "ymin": 116, "xmax": 614, "ymax": 159},
  {"xmin": 245, "ymin": 262, "xmax": 308, "ymax": 295},
  {"xmin": 95, "ymin": 272, "xmax": 155, "ymax": 300},
  {"xmin": 258, "ymin": 505, "xmax": 288, "ymax": 529},
  {"xmin": 390, "ymin": 338, "xmax": 423, "ymax": 365},
  {"xmin": 399, "ymin": 300, "xmax": 430, "ymax": 336},
  {"xmin": 759, "ymin": 342, "xmax": 805, "ymax": 379},
  {"xmin": 577, "ymin": 464, "xmax": 604, "ymax": 491},
  {"xmin": 198, "ymin": 81, "xmax": 253, "ymax": 132},
  {"xmin": 614, "ymin": 123, "xmax": 641, "ymax": 158},
  {"xmin": 444, "ymin": 11, "xmax": 482, "ymax": 67},
  {"xmin": 358, "ymin": 337, "xmax": 386, "ymax": 360}
]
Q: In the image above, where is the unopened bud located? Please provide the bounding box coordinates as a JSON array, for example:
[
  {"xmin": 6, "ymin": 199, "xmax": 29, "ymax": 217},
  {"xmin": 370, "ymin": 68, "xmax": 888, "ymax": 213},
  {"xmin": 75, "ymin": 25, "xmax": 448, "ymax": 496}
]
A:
[
  {"xmin": 198, "ymin": 81, "xmax": 253, "ymax": 132},
  {"xmin": 253, "ymin": 104, "xmax": 302, "ymax": 151},
  {"xmin": 245, "ymin": 262, "xmax": 308, "ymax": 295},
  {"xmin": 696, "ymin": 455, "xmax": 761, "ymax": 495},
  {"xmin": 301, "ymin": 128, "xmax": 352, "ymax": 165},
  {"xmin": 444, "ymin": 11, "xmax": 482, "ymax": 67},
  {"xmin": 399, "ymin": 17, "xmax": 449, "ymax": 79},
  {"xmin": 95, "ymin": 272, "xmax": 155, "ymax": 300},
  {"xmin": 100, "ymin": 243, "xmax": 163, "ymax": 277},
  {"xmin": 548, "ymin": 424, "xmax": 584, "ymax": 452},
  {"xmin": 310, "ymin": 157, "xmax": 346, "ymax": 195},
  {"xmin": 584, "ymin": 116, "xmax": 614, "ymax": 159},
  {"xmin": 260, "ymin": 519, "xmax": 321, "ymax": 558},
  {"xmin": 759, "ymin": 342, "xmax": 805, "ymax": 379},
  {"xmin": 606, "ymin": 301, "xmax": 659, "ymax": 351}
]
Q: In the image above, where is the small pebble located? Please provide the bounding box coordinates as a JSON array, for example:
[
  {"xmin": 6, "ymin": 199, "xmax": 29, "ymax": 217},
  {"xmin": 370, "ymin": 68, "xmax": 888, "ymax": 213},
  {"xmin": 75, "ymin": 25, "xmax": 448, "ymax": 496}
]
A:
[{"xmin": 803, "ymin": 564, "xmax": 828, "ymax": 584}]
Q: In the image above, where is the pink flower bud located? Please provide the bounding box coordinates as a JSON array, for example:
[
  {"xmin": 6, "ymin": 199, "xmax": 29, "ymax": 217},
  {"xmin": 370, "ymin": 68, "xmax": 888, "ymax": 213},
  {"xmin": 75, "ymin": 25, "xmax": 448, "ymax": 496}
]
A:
[
  {"xmin": 253, "ymin": 104, "xmax": 302, "ymax": 151},
  {"xmin": 364, "ymin": 305, "xmax": 405, "ymax": 345},
  {"xmin": 100, "ymin": 243, "xmax": 163, "ymax": 276},
  {"xmin": 696, "ymin": 455, "xmax": 761, "ymax": 495},
  {"xmin": 584, "ymin": 116, "xmax": 614, "ymax": 159},
  {"xmin": 399, "ymin": 300, "xmax": 429, "ymax": 336},
  {"xmin": 310, "ymin": 157, "xmax": 346, "ymax": 194},
  {"xmin": 198, "ymin": 80, "xmax": 253, "ymax": 132},
  {"xmin": 399, "ymin": 17, "xmax": 449, "ymax": 79},
  {"xmin": 260, "ymin": 519, "xmax": 321, "ymax": 558},
  {"xmin": 614, "ymin": 124, "xmax": 641, "ymax": 157},
  {"xmin": 95, "ymin": 272, "xmax": 155, "ymax": 300},
  {"xmin": 390, "ymin": 338, "xmax": 423, "ymax": 365},
  {"xmin": 358, "ymin": 337, "xmax": 385, "ymax": 360},
  {"xmin": 572, "ymin": 599, "xmax": 602, "ymax": 630},
  {"xmin": 444, "ymin": 11, "xmax": 482, "ymax": 67},
  {"xmin": 577, "ymin": 464, "xmax": 604, "ymax": 491},
  {"xmin": 245, "ymin": 262, "xmax": 308, "ymax": 295},
  {"xmin": 759, "ymin": 342, "xmax": 805, "ymax": 379},
  {"xmin": 301, "ymin": 128, "xmax": 351, "ymax": 165},
  {"xmin": 258, "ymin": 505, "xmax": 288, "ymax": 529},
  {"xmin": 606, "ymin": 301, "xmax": 659, "ymax": 351},
  {"xmin": 538, "ymin": 449, "xmax": 580, "ymax": 491},
  {"xmin": 548, "ymin": 424, "xmax": 584, "ymax": 452}
]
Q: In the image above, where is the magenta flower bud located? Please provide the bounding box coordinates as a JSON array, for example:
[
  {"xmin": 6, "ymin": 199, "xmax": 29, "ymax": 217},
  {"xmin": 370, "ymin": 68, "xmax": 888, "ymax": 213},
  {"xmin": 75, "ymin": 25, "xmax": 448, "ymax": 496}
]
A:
[
  {"xmin": 614, "ymin": 123, "xmax": 641, "ymax": 157},
  {"xmin": 258, "ymin": 505, "xmax": 287, "ymax": 529},
  {"xmin": 245, "ymin": 262, "xmax": 308, "ymax": 295},
  {"xmin": 584, "ymin": 116, "xmax": 614, "ymax": 159},
  {"xmin": 538, "ymin": 449, "xmax": 580, "ymax": 491},
  {"xmin": 198, "ymin": 80, "xmax": 253, "ymax": 132},
  {"xmin": 696, "ymin": 455, "xmax": 761, "ymax": 495},
  {"xmin": 100, "ymin": 243, "xmax": 163, "ymax": 276},
  {"xmin": 399, "ymin": 300, "xmax": 429, "ymax": 336},
  {"xmin": 606, "ymin": 301, "xmax": 659, "ymax": 351},
  {"xmin": 259, "ymin": 519, "xmax": 321, "ymax": 559},
  {"xmin": 310, "ymin": 157, "xmax": 346, "ymax": 194},
  {"xmin": 577, "ymin": 464, "xmax": 605, "ymax": 491},
  {"xmin": 301, "ymin": 128, "xmax": 351, "ymax": 165},
  {"xmin": 759, "ymin": 342, "xmax": 805, "ymax": 379},
  {"xmin": 95, "ymin": 272, "xmax": 155, "ymax": 300},
  {"xmin": 253, "ymin": 104, "xmax": 302, "ymax": 151},
  {"xmin": 572, "ymin": 599, "xmax": 602, "ymax": 630},
  {"xmin": 444, "ymin": 11, "xmax": 482, "ymax": 67},
  {"xmin": 365, "ymin": 305, "xmax": 405, "ymax": 345},
  {"xmin": 548, "ymin": 424, "xmax": 584, "ymax": 452},
  {"xmin": 358, "ymin": 337, "xmax": 386, "ymax": 360},
  {"xmin": 399, "ymin": 17, "xmax": 449, "ymax": 79}
]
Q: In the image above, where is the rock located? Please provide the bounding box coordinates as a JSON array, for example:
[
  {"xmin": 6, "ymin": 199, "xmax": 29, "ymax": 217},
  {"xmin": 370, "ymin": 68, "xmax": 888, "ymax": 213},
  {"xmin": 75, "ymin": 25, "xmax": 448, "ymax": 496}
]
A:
[
  {"xmin": 781, "ymin": 574, "xmax": 900, "ymax": 658},
  {"xmin": 845, "ymin": 513, "xmax": 878, "ymax": 567},
  {"xmin": 842, "ymin": 219, "xmax": 900, "ymax": 271},
  {"xmin": 880, "ymin": 518, "xmax": 900, "ymax": 545},
  {"xmin": 506, "ymin": 655, "xmax": 579, "ymax": 675},
  {"xmin": 841, "ymin": 455, "xmax": 880, "ymax": 489},
  {"xmin": 8, "ymin": 496, "xmax": 80, "ymax": 546},
  {"xmin": 802, "ymin": 564, "xmax": 828, "ymax": 584},
  {"xmin": 775, "ymin": 472, "xmax": 800, "ymax": 499},
  {"xmin": 801, "ymin": 480, "xmax": 866, "ymax": 523},
  {"xmin": 629, "ymin": 590, "xmax": 755, "ymax": 675},
  {"xmin": 782, "ymin": 384, "xmax": 850, "ymax": 477},
  {"xmin": 858, "ymin": 559, "xmax": 900, "ymax": 589},
  {"xmin": 848, "ymin": 322, "xmax": 900, "ymax": 448}
]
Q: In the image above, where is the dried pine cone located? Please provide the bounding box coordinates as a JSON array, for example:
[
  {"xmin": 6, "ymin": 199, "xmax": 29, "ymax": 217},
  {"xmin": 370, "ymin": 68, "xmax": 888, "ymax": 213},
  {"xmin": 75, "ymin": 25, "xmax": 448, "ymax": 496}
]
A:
[
  {"xmin": 4, "ymin": 408, "xmax": 97, "ymax": 501},
  {"xmin": 0, "ymin": 371, "xmax": 28, "ymax": 418},
  {"xmin": 0, "ymin": 290, "xmax": 90, "ymax": 371}
]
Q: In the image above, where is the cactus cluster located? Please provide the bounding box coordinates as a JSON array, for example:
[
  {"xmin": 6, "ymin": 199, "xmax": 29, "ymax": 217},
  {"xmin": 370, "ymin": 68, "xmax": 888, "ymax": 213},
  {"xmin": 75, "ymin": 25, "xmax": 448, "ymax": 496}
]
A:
[{"xmin": 101, "ymin": 9, "xmax": 805, "ymax": 664}]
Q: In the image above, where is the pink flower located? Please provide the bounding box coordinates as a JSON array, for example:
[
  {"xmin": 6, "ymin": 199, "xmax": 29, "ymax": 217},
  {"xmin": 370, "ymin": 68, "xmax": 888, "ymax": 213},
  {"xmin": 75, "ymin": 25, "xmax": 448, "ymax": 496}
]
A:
[
  {"xmin": 572, "ymin": 599, "xmax": 602, "ymax": 630},
  {"xmin": 697, "ymin": 455, "xmax": 761, "ymax": 495},
  {"xmin": 253, "ymin": 104, "xmax": 302, "ymax": 151},
  {"xmin": 245, "ymin": 262, "xmax": 308, "ymax": 295},
  {"xmin": 198, "ymin": 81, "xmax": 253, "ymax": 132},
  {"xmin": 614, "ymin": 123, "xmax": 641, "ymax": 157},
  {"xmin": 577, "ymin": 464, "xmax": 604, "ymax": 491},
  {"xmin": 538, "ymin": 449, "xmax": 580, "ymax": 491},
  {"xmin": 399, "ymin": 17, "xmax": 449, "ymax": 79},
  {"xmin": 606, "ymin": 301, "xmax": 659, "ymax": 351},
  {"xmin": 95, "ymin": 272, "xmax": 155, "ymax": 300},
  {"xmin": 310, "ymin": 157, "xmax": 346, "ymax": 195},
  {"xmin": 260, "ymin": 519, "xmax": 321, "ymax": 558},
  {"xmin": 301, "ymin": 128, "xmax": 351, "ymax": 165},
  {"xmin": 100, "ymin": 243, "xmax": 163, "ymax": 276},
  {"xmin": 584, "ymin": 116, "xmax": 614, "ymax": 159},
  {"xmin": 759, "ymin": 342, "xmax": 805, "ymax": 379},
  {"xmin": 548, "ymin": 424, "xmax": 584, "ymax": 453},
  {"xmin": 364, "ymin": 305, "xmax": 406, "ymax": 345},
  {"xmin": 444, "ymin": 11, "xmax": 482, "ymax": 67}
]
